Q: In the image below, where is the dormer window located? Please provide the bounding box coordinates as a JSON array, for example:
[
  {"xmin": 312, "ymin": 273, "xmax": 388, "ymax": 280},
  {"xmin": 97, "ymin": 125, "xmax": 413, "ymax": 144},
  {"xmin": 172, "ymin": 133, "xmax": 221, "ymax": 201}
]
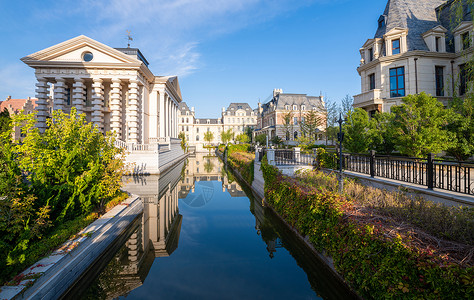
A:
[
  {"xmin": 462, "ymin": 32, "xmax": 471, "ymax": 50},
  {"xmin": 285, "ymin": 105, "xmax": 289, "ymax": 110},
  {"xmin": 392, "ymin": 39, "xmax": 401, "ymax": 55},
  {"xmin": 301, "ymin": 105, "xmax": 306, "ymax": 110},
  {"xmin": 207, "ymin": 119, "xmax": 210, "ymax": 124},
  {"xmin": 378, "ymin": 16, "xmax": 385, "ymax": 28},
  {"xmin": 436, "ymin": 37, "xmax": 440, "ymax": 52},
  {"xmin": 293, "ymin": 105, "xmax": 297, "ymax": 110},
  {"xmin": 368, "ymin": 48, "xmax": 374, "ymax": 62}
]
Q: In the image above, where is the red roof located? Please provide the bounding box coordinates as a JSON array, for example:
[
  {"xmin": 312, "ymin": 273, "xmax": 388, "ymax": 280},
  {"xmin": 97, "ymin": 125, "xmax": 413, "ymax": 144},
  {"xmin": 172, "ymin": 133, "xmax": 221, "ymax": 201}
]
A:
[{"xmin": 0, "ymin": 98, "xmax": 37, "ymax": 114}]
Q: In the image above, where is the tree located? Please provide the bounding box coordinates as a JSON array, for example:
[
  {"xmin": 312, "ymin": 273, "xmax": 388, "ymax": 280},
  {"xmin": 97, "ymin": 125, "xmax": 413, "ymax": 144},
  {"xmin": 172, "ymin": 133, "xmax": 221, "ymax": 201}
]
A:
[
  {"xmin": 323, "ymin": 98, "xmax": 338, "ymax": 145},
  {"xmin": 340, "ymin": 94, "xmax": 354, "ymax": 118},
  {"xmin": 271, "ymin": 135, "xmax": 283, "ymax": 146},
  {"xmin": 178, "ymin": 131, "xmax": 187, "ymax": 151},
  {"xmin": 236, "ymin": 133, "xmax": 249, "ymax": 144},
  {"xmin": 203, "ymin": 131, "xmax": 214, "ymax": 145},
  {"xmin": 301, "ymin": 109, "xmax": 323, "ymax": 144},
  {"xmin": 255, "ymin": 133, "xmax": 267, "ymax": 145},
  {"xmin": 282, "ymin": 110, "xmax": 294, "ymax": 142},
  {"xmin": 0, "ymin": 108, "xmax": 125, "ymax": 273},
  {"xmin": 391, "ymin": 92, "xmax": 454, "ymax": 157},
  {"xmin": 343, "ymin": 108, "xmax": 372, "ymax": 153},
  {"xmin": 220, "ymin": 129, "xmax": 234, "ymax": 145},
  {"xmin": 446, "ymin": 96, "xmax": 474, "ymax": 160},
  {"xmin": 0, "ymin": 108, "xmax": 11, "ymax": 134},
  {"xmin": 244, "ymin": 126, "xmax": 254, "ymax": 143},
  {"xmin": 368, "ymin": 112, "xmax": 396, "ymax": 154}
]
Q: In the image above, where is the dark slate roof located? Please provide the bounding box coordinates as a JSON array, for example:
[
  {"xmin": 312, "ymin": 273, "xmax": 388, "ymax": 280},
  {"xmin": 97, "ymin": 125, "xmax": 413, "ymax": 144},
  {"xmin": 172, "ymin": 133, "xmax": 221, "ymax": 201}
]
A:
[
  {"xmin": 224, "ymin": 103, "xmax": 254, "ymax": 116},
  {"xmin": 178, "ymin": 102, "xmax": 192, "ymax": 115},
  {"xmin": 437, "ymin": 0, "xmax": 473, "ymax": 52},
  {"xmin": 114, "ymin": 48, "xmax": 149, "ymax": 66},
  {"xmin": 261, "ymin": 93, "xmax": 324, "ymax": 114},
  {"xmin": 374, "ymin": 0, "xmax": 446, "ymax": 51},
  {"xmin": 196, "ymin": 118, "xmax": 221, "ymax": 125}
]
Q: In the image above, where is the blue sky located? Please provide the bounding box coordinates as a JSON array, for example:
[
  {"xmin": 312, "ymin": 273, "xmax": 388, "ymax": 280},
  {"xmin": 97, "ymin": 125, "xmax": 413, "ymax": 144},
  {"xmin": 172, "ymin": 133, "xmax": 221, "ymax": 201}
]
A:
[{"xmin": 0, "ymin": 0, "xmax": 387, "ymax": 118}]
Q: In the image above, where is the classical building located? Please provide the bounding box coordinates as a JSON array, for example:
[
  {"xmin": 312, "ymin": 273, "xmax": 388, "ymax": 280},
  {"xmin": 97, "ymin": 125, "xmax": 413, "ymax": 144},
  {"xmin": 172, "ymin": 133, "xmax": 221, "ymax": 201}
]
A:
[
  {"xmin": 355, "ymin": 0, "xmax": 474, "ymax": 114},
  {"xmin": 178, "ymin": 102, "xmax": 257, "ymax": 151},
  {"xmin": 21, "ymin": 35, "xmax": 182, "ymax": 144},
  {"xmin": 255, "ymin": 89, "xmax": 325, "ymax": 144}
]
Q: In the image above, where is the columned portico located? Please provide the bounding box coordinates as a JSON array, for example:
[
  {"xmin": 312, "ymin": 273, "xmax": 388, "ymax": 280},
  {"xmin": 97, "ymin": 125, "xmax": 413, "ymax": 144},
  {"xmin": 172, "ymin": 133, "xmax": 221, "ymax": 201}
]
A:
[
  {"xmin": 91, "ymin": 78, "xmax": 104, "ymax": 132},
  {"xmin": 128, "ymin": 80, "xmax": 139, "ymax": 144},
  {"xmin": 110, "ymin": 79, "xmax": 123, "ymax": 139},
  {"xmin": 53, "ymin": 78, "xmax": 66, "ymax": 111},
  {"xmin": 72, "ymin": 79, "xmax": 85, "ymax": 114},
  {"xmin": 35, "ymin": 78, "xmax": 49, "ymax": 132}
]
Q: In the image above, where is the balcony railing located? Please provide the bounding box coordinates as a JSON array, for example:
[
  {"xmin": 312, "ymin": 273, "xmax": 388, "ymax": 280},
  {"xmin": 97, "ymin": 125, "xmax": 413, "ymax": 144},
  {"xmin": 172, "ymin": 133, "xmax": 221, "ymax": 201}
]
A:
[{"xmin": 353, "ymin": 89, "xmax": 383, "ymax": 106}]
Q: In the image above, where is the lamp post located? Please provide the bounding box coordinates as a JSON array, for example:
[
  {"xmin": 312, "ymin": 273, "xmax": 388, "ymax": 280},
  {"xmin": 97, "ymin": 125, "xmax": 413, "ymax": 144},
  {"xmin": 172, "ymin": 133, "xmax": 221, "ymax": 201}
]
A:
[{"xmin": 336, "ymin": 113, "xmax": 345, "ymax": 192}]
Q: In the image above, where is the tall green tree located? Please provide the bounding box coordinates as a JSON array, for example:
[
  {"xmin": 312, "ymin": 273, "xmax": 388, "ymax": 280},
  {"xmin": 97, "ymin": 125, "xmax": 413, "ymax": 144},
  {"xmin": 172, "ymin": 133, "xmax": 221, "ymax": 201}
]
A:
[
  {"xmin": 244, "ymin": 126, "xmax": 253, "ymax": 143},
  {"xmin": 255, "ymin": 133, "xmax": 267, "ymax": 145},
  {"xmin": 220, "ymin": 129, "xmax": 234, "ymax": 144},
  {"xmin": 235, "ymin": 133, "xmax": 249, "ymax": 144},
  {"xmin": 340, "ymin": 94, "xmax": 354, "ymax": 118},
  {"xmin": 203, "ymin": 131, "xmax": 214, "ymax": 145},
  {"xmin": 446, "ymin": 96, "xmax": 474, "ymax": 160},
  {"xmin": 343, "ymin": 108, "xmax": 371, "ymax": 153},
  {"xmin": 301, "ymin": 109, "xmax": 323, "ymax": 144},
  {"xmin": 391, "ymin": 92, "xmax": 454, "ymax": 157},
  {"xmin": 368, "ymin": 112, "xmax": 396, "ymax": 154},
  {"xmin": 282, "ymin": 110, "xmax": 294, "ymax": 142}
]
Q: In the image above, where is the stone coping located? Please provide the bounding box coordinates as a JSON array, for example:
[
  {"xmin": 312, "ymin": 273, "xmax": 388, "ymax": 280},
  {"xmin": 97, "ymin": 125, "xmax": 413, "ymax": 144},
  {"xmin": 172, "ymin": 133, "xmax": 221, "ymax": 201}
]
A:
[{"xmin": 0, "ymin": 195, "xmax": 143, "ymax": 300}]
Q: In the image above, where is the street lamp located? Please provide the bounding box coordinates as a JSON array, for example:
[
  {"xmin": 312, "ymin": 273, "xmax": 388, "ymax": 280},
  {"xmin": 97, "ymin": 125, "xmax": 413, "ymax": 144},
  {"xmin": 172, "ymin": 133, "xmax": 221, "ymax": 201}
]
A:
[{"xmin": 336, "ymin": 113, "xmax": 345, "ymax": 192}]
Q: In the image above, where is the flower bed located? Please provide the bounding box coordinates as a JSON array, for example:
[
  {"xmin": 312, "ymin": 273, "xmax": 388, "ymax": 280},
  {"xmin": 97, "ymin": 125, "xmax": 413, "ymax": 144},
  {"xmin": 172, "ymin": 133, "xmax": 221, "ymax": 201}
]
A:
[
  {"xmin": 227, "ymin": 151, "xmax": 254, "ymax": 185},
  {"xmin": 261, "ymin": 156, "xmax": 474, "ymax": 299}
]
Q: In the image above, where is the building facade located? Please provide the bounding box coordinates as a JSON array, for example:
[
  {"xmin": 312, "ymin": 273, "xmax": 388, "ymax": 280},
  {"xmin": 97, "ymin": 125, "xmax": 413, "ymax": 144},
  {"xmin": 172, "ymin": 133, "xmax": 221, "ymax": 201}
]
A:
[
  {"xmin": 22, "ymin": 35, "xmax": 182, "ymax": 144},
  {"xmin": 355, "ymin": 0, "xmax": 474, "ymax": 114},
  {"xmin": 255, "ymin": 89, "xmax": 325, "ymax": 144},
  {"xmin": 178, "ymin": 102, "xmax": 257, "ymax": 151},
  {"xmin": 0, "ymin": 96, "xmax": 47, "ymax": 140}
]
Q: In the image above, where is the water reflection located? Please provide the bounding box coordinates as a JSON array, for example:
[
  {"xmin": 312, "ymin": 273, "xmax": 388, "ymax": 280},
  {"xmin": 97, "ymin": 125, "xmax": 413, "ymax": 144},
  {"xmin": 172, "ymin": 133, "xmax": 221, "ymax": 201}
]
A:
[{"xmin": 71, "ymin": 154, "xmax": 356, "ymax": 300}]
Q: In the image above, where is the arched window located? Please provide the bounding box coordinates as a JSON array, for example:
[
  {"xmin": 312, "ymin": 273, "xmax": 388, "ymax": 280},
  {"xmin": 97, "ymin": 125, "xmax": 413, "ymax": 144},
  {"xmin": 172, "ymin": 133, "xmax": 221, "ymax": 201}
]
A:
[
  {"xmin": 186, "ymin": 117, "xmax": 189, "ymax": 123},
  {"xmin": 196, "ymin": 135, "xmax": 199, "ymax": 141},
  {"xmin": 294, "ymin": 131, "xmax": 298, "ymax": 139},
  {"xmin": 286, "ymin": 132, "xmax": 290, "ymax": 141},
  {"xmin": 293, "ymin": 105, "xmax": 297, "ymax": 110},
  {"xmin": 301, "ymin": 105, "xmax": 306, "ymax": 111},
  {"xmin": 182, "ymin": 118, "xmax": 184, "ymax": 123}
]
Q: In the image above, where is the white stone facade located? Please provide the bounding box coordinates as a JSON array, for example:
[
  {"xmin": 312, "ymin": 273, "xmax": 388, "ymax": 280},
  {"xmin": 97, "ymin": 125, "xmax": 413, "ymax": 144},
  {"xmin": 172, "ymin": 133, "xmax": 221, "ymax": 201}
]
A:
[
  {"xmin": 355, "ymin": 1, "xmax": 474, "ymax": 114},
  {"xmin": 22, "ymin": 35, "xmax": 182, "ymax": 144}
]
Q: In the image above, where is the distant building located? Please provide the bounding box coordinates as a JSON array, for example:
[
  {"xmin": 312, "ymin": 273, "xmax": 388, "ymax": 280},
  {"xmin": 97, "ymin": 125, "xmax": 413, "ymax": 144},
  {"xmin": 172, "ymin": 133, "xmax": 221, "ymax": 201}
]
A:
[
  {"xmin": 0, "ymin": 96, "xmax": 46, "ymax": 140},
  {"xmin": 255, "ymin": 89, "xmax": 325, "ymax": 144},
  {"xmin": 178, "ymin": 102, "xmax": 257, "ymax": 151},
  {"xmin": 355, "ymin": 0, "xmax": 474, "ymax": 114}
]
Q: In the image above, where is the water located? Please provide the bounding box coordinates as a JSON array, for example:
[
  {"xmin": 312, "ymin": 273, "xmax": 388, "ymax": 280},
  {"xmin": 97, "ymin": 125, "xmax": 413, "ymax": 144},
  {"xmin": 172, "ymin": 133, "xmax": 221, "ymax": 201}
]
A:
[{"xmin": 66, "ymin": 154, "xmax": 356, "ymax": 300}]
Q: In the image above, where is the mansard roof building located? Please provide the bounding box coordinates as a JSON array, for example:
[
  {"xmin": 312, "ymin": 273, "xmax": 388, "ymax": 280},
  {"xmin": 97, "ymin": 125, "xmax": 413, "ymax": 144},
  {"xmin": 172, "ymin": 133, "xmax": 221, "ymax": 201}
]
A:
[
  {"xmin": 355, "ymin": 0, "xmax": 474, "ymax": 114},
  {"xmin": 255, "ymin": 89, "xmax": 325, "ymax": 144},
  {"xmin": 178, "ymin": 101, "xmax": 257, "ymax": 152}
]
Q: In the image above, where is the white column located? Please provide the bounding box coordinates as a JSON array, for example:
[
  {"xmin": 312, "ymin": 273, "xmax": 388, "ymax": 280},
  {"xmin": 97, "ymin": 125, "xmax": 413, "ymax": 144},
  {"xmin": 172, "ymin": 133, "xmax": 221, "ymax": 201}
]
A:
[
  {"xmin": 159, "ymin": 92, "xmax": 165, "ymax": 137},
  {"xmin": 172, "ymin": 103, "xmax": 176, "ymax": 137},
  {"xmin": 53, "ymin": 78, "xmax": 66, "ymax": 111},
  {"xmin": 128, "ymin": 80, "xmax": 139, "ymax": 144},
  {"xmin": 167, "ymin": 97, "xmax": 172, "ymax": 137},
  {"xmin": 35, "ymin": 78, "xmax": 49, "ymax": 132},
  {"xmin": 91, "ymin": 78, "xmax": 104, "ymax": 132},
  {"xmin": 110, "ymin": 79, "xmax": 122, "ymax": 139},
  {"xmin": 72, "ymin": 78, "xmax": 85, "ymax": 115}
]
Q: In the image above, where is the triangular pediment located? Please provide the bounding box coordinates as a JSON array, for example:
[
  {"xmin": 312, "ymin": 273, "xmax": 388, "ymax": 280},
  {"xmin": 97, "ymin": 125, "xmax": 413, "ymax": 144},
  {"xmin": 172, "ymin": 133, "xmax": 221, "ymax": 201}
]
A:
[
  {"xmin": 384, "ymin": 27, "xmax": 408, "ymax": 38},
  {"xmin": 21, "ymin": 35, "xmax": 141, "ymax": 65}
]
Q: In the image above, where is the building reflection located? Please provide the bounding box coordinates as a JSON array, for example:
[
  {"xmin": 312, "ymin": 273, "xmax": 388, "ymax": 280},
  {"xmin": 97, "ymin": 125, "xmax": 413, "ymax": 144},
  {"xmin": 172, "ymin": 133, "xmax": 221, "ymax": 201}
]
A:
[{"xmin": 179, "ymin": 153, "xmax": 245, "ymax": 208}]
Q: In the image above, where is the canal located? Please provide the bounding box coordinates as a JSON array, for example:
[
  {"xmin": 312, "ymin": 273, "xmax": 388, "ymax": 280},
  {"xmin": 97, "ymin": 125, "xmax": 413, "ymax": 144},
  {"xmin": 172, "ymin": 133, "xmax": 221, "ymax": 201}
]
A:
[{"xmin": 65, "ymin": 153, "xmax": 356, "ymax": 300}]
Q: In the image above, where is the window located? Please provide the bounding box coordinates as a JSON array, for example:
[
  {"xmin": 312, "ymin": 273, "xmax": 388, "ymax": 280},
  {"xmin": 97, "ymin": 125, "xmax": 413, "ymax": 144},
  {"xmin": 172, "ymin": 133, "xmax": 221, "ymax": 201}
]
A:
[
  {"xmin": 435, "ymin": 66, "xmax": 444, "ymax": 97},
  {"xmin": 82, "ymin": 51, "xmax": 93, "ymax": 62},
  {"xmin": 294, "ymin": 131, "xmax": 298, "ymax": 139},
  {"xmin": 293, "ymin": 105, "xmax": 297, "ymax": 110},
  {"xmin": 392, "ymin": 39, "xmax": 401, "ymax": 55},
  {"xmin": 459, "ymin": 64, "xmax": 471, "ymax": 95},
  {"xmin": 294, "ymin": 117, "xmax": 298, "ymax": 125},
  {"xmin": 196, "ymin": 135, "xmax": 199, "ymax": 141},
  {"xmin": 378, "ymin": 16, "xmax": 385, "ymax": 28},
  {"xmin": 186, "ymin": 117, "xmax": 189, "ymax": 123},
  {"xmin": 182, "ymin": 118, "xmax": 184, "ymax": 123},
  {"xmin": 301, "ymin": 117, "xmax": 305, "ymax": 124},
  {"xmin": 436, "ymin": 37, "xmax": 441, "ymax": 52},
  {"xmin": 390, "ymin": 67, "xmax": 405, "ymax": 97},
  {"xmin": 186, "ymin": 126, "xmax": 189, "ymax": 132},
  {"xmin": 301, "ymin": 105, "xmax": 306, "ymax": 111},
  {"xmin": 65, "ymin": 87, "xmax": 71, "ymax": 105},
  {"xmin": 285, "ymin": 105, "xmax": 289, "ymax": 110},
  {"xmin": 196, "ymin": 127, "xmax": 199, "ymax": 133},
  {"xmin": 462, "ymin": 32, "xmax": 471, "ymax": 50},
  {"xmin": 369, "ymin": 73, "xmax": 376, "ymax": 90},
  {"xmin": 368, "ymin": 48, "xmax": 374, "ymax": 62},
  {"xmin": 207, "ymin": 127, "xmax": 210, "ymax": 132}
]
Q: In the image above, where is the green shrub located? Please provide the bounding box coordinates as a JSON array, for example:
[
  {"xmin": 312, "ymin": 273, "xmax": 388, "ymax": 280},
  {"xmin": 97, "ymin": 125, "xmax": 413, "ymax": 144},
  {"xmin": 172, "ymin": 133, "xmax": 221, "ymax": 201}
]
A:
[
  {"xmin": 316, "ymin": 148, "xmax": 337, "ymax": 169},
  {"xmin": 0, "ymin": 108, "xmax": 126, "ymax": 282},
  {"xmin": 261, "ymin": 157, "xmax": 474, "ymax": 299}
]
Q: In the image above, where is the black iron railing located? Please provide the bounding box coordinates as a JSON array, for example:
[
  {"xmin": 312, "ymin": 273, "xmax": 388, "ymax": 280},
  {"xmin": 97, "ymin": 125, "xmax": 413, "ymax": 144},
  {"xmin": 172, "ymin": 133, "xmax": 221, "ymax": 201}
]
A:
[{"xmin": 334, "ymin": 151, "xmax": 474, "ymax": 195}]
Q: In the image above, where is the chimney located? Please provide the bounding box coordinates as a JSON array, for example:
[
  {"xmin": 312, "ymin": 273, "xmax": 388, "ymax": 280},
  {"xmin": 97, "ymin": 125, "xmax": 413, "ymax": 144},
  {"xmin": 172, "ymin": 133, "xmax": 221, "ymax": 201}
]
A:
[
  {"xmin": 273, "ymin": 89, "xmax": 282, "ymax": 97},
  {"xmin": 191, "ymin": 107, "xmax": 195, "ymax": 112},
  {"xmin": 222, "ymin": 107, "xmax": 225, "ymax": 113},
  {"xmin": 7, "ymin": 96, "xmax": 11, "ymax": 100}
]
